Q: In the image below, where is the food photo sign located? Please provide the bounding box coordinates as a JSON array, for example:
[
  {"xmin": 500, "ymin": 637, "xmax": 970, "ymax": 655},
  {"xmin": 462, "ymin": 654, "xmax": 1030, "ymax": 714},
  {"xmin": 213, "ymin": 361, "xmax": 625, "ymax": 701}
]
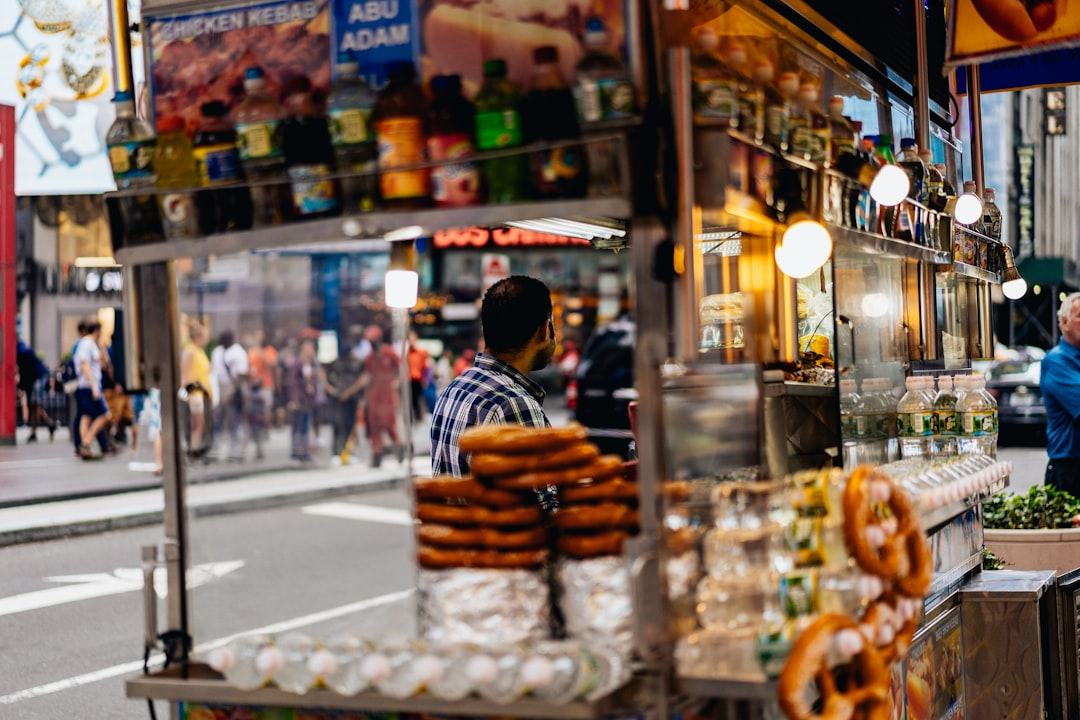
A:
[{"xmin": 948, "ymin": 0, "xmax": 1080, "ymax": 68}]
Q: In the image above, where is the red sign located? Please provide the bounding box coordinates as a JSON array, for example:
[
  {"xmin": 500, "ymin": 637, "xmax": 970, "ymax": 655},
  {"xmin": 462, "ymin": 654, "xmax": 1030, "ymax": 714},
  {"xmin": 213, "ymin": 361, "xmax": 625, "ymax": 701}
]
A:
[
  {"xmin": 0, "ymin": 105, "xmax": 16, "ymax": 445},
  {"xmin": 433, "ymin": 226, "xmax": 593, "ymax": 249}
]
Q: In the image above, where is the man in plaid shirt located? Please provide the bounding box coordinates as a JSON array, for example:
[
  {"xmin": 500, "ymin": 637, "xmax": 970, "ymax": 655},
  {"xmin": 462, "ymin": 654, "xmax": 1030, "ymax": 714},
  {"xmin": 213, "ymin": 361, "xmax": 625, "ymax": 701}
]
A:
[{"xmin": 431, "ymin": 276, "xmax": 558, "ymax": 477}]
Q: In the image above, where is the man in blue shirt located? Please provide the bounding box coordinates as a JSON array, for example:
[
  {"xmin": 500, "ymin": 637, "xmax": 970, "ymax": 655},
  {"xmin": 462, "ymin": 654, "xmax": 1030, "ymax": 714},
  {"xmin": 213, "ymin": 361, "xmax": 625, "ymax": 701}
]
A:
[
  {"xmin": 1041, "ymin": 291, "xmax": 1080, "ymax": 497},
  {"xmin": 430, "ymin": 276, "xmax": 557, "ymax": 477}
]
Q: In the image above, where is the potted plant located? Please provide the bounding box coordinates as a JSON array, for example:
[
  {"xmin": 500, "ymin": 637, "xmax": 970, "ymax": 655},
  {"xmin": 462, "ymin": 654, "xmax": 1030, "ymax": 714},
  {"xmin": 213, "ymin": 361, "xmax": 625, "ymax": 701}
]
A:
[{"xmin": 982, "ymin": 485, "xmax": 1080, "ymax": 575}]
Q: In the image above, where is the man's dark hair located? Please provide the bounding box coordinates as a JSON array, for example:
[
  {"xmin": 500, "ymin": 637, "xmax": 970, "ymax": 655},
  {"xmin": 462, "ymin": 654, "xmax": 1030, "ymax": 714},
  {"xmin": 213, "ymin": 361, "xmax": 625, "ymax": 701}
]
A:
[
  {"xmin": 85, "ymin": 320, "xmax": 101, "ymax": 333},
  {"xmin": 218, "ymin": 330, "xmax": 235, "ymax": 348},
  {"xmin": 77, "ymin": 319, "xmax": 89, "ymax": 334},
  {"xmin": 481, "ymin": 276, "xmax": 552, "ymax": 354}
]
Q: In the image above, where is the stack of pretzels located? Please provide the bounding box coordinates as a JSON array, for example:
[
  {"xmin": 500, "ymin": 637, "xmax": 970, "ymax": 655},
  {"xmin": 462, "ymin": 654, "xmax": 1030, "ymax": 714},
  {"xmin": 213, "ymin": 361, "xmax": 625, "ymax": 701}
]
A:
[
  {"xmin": 778, "ymin": 465, "xmax": 932, "ymax": 720},
  {"xmin": 555, "ymin": 470, "xmax": 640, "ymax": 559}
]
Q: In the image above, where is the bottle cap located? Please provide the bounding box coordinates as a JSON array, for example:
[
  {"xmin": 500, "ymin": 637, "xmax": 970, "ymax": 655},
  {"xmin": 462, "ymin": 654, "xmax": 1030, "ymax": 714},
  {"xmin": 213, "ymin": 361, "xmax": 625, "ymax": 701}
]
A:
[
  {"xmin": 696, "ymin": 28, "xmax": 719, "ymax": 52},
  {"xmin": 336, "ymin": 53, "xmax": 360, "ymax": 76},
  {"xmin": 156, "ymin": 116, "xmax": 183, "ymax": 133},
  {"xmin": 584, "ymin": 16, "xmax": 608, "ymax": 46},
  {"xmin": 752, "ymin": 58, "xmax": 774, "ymax": 83},
  {"xmin": 534, "ymin": 46, "xmax": 559, "ymax": 65},
  {"xmin": 725, "ymin": 42, "xmax": 747, "ymax": 66},
  {"xmin": 430, "ymin": 74, "xmax": 461, "ymax": 94},
  {"xmin": 113, "ymin": 89, "xmax": 134, "ymax": 103},
  {"xmin": 483, "ymin": 58, "xmax": 507, "ymax": 78},
  {"xmin": 200, "ymin": 100, "xmax": 228, "ymax": 118},
  {"xmin": 797, "ymin": 82, "xmax": 818, "ymax": 103},
  {"xmin": 962, "ymin": 180, "xmax": 977, "ymax": 193},
  {"xmin": 244, "ymin": 67, "xmax": 264, "ymax": 81},
  {"xmin": 828, "ymin": 95, "xmax": 845, "ymax": 113},
  {"xmin": 984, "ymin": 187, "xmax": 996, "ymax": 199},
  {"xmin": 900, "ymin": 137, "xmax": 917, "ymax": 149},
  {"xmin": 840, "ymin": 378, "xmax": 857, "ymax": 393},
  {"xmin": 386, "ymin": 61, "xmax": 416, "ymax": 81}
]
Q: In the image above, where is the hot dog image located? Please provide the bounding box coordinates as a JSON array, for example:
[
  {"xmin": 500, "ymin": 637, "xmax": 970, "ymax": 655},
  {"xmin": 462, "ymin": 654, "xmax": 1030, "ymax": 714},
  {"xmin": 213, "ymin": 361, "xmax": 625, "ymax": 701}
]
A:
[{"xmin": 971, "ymin": 0, "xmax": 1061, "ymax": 41}]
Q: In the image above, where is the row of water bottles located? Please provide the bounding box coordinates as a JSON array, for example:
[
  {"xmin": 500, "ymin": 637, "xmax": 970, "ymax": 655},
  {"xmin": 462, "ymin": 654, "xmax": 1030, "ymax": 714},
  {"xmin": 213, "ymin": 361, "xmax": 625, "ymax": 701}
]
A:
[
  {"xmin": 207, "ymin": 632, "xmax": 624, "ymax": 704},
  {"xmin": 841, "ymin": 374, "xmax": 998, "ymax": 461}
]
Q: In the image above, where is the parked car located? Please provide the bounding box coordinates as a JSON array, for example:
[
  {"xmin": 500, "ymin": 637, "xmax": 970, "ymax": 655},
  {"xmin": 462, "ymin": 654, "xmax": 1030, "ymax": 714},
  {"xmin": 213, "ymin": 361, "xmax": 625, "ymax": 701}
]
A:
[{"xmin": 985, "ymin": 346, "xmax": 1046, "ymax": 437}]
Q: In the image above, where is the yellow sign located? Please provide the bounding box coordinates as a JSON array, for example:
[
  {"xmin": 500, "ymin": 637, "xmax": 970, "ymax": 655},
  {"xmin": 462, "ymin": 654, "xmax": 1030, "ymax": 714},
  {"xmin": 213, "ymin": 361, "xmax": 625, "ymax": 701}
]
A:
[{"xmin": 948, "ymin": 0, "xmax": 1080, "ymax": 68}]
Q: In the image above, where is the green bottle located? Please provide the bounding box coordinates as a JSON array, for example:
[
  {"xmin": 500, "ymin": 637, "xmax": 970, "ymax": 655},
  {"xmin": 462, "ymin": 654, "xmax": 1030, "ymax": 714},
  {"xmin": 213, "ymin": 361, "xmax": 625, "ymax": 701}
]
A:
[{"xmin": 474, "ymin": 59, "xmax": 527, "ymax": 203}]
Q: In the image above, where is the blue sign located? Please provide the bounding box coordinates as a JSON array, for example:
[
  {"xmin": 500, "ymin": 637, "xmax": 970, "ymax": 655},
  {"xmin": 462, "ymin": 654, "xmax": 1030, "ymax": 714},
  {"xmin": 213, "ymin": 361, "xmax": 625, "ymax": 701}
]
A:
[
  {"xmin": 956, "ymin": 48, "xmax": 1080, "ymax": 94},
  {"xmin": 331, "ymin": 0, "xmax": 420, "ymax": 89}
]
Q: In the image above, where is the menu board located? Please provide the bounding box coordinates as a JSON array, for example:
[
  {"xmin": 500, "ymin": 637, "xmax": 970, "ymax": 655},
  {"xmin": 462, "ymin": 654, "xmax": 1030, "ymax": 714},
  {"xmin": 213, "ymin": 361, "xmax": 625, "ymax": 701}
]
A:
[{"xmin": 905, "ymin": 607, "xmax": 966, "ymax": 720}]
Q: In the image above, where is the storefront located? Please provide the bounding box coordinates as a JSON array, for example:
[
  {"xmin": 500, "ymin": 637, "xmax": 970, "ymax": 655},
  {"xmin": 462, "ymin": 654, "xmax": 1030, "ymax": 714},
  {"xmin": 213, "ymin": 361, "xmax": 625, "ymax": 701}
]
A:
[{"xmin": 94, "ymin": 0, "xmax": 1080, "ymax": 718}]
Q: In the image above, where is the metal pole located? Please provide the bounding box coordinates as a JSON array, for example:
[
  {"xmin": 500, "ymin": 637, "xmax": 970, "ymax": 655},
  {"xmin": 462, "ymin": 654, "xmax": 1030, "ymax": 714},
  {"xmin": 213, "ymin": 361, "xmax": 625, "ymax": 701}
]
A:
[
  {"xmin": 967, "ymin": 65, "xmax": 985, "ymax": 192},
  {"xmin": 914, "ymin": 0, "xmax": 931, "ymax": 151},
  {"xmin": 395, "ymin": 307, "xmax": 412, "ymax": 473},
  {"xmin": 105, "ymin": 0, "xmax": 135, "ymax": 95}
]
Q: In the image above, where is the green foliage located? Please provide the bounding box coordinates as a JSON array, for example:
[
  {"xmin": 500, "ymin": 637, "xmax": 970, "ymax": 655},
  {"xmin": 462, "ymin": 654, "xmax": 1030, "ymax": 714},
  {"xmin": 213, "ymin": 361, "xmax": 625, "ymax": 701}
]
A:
[
  {"xmin": 983, "ymin": 484, "xmax": 1080, "ymax": 530},
  {"xmin": 982, "ymin": 548, "xmax": 1007, "ymax": 571}
]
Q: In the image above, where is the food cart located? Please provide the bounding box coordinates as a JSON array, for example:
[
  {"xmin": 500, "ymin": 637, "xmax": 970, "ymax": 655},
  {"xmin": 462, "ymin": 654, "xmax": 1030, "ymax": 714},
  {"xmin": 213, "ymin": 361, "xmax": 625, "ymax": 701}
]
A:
[{"xmin": 110, "ymin": 0, "xmax": 1071, "ymax": 719}]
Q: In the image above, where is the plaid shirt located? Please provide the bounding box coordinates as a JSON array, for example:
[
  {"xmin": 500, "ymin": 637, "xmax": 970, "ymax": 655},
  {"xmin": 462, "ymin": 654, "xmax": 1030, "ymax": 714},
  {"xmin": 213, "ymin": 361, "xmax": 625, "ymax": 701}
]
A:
[{"xmin": 430, "ymin": 353, "xmax": 550, "ymax": 477}]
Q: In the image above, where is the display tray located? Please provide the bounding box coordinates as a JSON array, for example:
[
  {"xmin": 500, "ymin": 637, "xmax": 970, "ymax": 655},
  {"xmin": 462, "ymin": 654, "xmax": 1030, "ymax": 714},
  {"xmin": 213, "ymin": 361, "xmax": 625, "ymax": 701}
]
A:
[
  {"xmin": 678, "ymin": 674, "xmax": 776, "ymax": 701},
  {"xmin": 917, "ymin": 474, "xmax": 1008, "ymax": 533},
  {"xmin": 112, "ymin": 195, "xmax": 634, "ymax": 266},
  {"xmin": 829, "ymin": 223, "xmax": 952, "ymax": 264},
  {"xmin": 951, "ymin": 262, "xmax": 1002, "ymax": 283},
  {"xmin": 127, "ymin": 663, "xmax": 629, "ymax": 719},
  {"xmin": 762, "ymin": 380, "xmax": 836, "ymax": 398}
]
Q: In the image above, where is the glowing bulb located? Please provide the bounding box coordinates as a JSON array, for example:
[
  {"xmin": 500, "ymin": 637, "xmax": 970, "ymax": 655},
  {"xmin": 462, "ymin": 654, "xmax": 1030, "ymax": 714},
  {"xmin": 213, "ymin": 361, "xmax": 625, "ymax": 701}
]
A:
[
  {"xmin": 775, "ymin": 220, "xmax": 833, "ymax": 278},
  {"xmin": 384, "ymin": 270, "xmax": 419, "ymax": 308},
  {"xmin": 869, "ymin": 164, "xmax": 910, "ymax": 207},
  {"xmin": 1002, "ymin": 277, "xmax": 1028, "ymax": 300},
  {"xmin": 861, "ymin": 293, "xmax": 889, "ymax": 317},
  {"xmin": 953, "ymin": 193, "xmax": 983, "ymax": 225}
]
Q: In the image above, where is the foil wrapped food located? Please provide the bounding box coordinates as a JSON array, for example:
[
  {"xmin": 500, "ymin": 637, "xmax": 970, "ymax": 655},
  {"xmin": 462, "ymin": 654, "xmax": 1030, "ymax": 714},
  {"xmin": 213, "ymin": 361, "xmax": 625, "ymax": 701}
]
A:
[
  {"xmin": 556, "ymin": 556, "xmax": 634, "ymax": 660},
  {"xmin": 418, "ymin": 568, "xmax": 550, "ymax": 647}
]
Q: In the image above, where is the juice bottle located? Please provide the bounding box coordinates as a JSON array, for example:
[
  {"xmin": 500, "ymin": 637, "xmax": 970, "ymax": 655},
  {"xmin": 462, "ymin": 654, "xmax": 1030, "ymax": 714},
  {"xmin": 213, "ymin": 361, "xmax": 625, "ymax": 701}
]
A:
[
  {"xmin": 192, "ymin": 101, "xmax": 253, "ymax": 234},
  {"xmin": 827, "ymin": 96, "xmax": 855, "ymax": 164},
  {"xmin": 280, "ymin": 76, "xmax": 341, "ymax": 219},
  {"xmin": 691, "ymin": 28, "xmax": 738, "ymax": 124},
  {"xmin": 328, "ymin": 54, "xmax": 379, "ymax": 213},
  {"xmin": 522, "ymin": 45, "xmax": 587, "ymax": 199},
  {"xmin": 153, "ymin": 116, "xmax": 200, "ymax": 239},
  {"xmin": 573, "ymin": 17, "xmax": 635, "ymax": 123},
  {"xmin": 474, "ymin": 58, "xmax": 527, "ymax": 203},
  {"xmin": 106, "ymin": 90, "xmax": 162, "ymax": 243},
  {"xmin": 764, "ymin": 69, "xmax": 798, "ymax": 151},
  {"xmin": 235, "ymin": 67, "xmax": 289, "ymax": 226},
  {"xmin": 373, "ymin": 61, "xmax": 430, "ymax": 209},
  {"xmin": 427, "ymin": 74, "xmax": 481, "ymax": 207}
]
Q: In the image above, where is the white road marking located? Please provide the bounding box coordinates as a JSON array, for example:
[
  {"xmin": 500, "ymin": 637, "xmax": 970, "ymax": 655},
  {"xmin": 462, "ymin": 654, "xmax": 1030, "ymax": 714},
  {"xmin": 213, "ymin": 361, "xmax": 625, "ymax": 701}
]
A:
[
  {"xmin": 0, "ymin": 589, "xmax": 414, "ymax": 704},
  {"xmin": 0, "ymin": 562, "xmax": 245, "ymax": 617},
  {"xmin": 302, "ymin": 502, "xmax": 413, "ymax": 526}
]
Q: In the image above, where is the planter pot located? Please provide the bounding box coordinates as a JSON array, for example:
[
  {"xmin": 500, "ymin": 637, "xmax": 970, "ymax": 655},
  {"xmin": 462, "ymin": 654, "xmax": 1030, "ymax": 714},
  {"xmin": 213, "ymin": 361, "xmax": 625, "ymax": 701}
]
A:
[{"xmin": 984, "ymin": 527, "xmax": 1080, "ymax": 576}]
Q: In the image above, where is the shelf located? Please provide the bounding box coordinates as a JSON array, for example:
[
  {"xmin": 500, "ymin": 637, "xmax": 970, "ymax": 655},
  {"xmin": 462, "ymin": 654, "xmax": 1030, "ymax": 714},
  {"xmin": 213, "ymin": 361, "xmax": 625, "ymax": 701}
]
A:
[
  {"xmin": 678, "ymin": 674, "xmax": 776, "ymax": 701},
  {"xmin": 916, "ymin": 473, "xmax": 1009, "ymax": 533},
  {"xmin": 763, "ymin": 380, "xmax": 836, "ymax": 398},
  {"xmin": 113, "ymin": 196, "xmax": 633, "ymax": 266},
  {"xmin": 127, "ymin": 665, "xmax": 626, "ymax": 719},
  {"xmin": 951, "ymin": 262, "xmax": 1002, "ymax": 283},
  {"xmin": 829, "ymin": 223, "xmax": 951, "ymax": 264},
  {"xmin": 726, "ymin": 129, "xmax": 819, "ymax": 171}
]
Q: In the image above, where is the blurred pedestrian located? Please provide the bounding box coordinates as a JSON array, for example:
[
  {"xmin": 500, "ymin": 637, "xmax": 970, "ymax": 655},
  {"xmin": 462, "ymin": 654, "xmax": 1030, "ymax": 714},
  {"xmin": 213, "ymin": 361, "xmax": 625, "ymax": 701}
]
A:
[
  {"xmin": 16, "ymin": 336, "xmax": 55, "ymax": 442},
  {"xmin": 324, "ymin": 340, "xmax": 366, "ymax": 462},
  {"xmin": 452, "ymin": 348, "xmax": 476, "ymax": 377},
  {"xmin": 1043, "ymin": 291, "xmax": 1080, "ymax": 497},
  {"xmin": 407, "ymin": 331, "xmax": 430, "ymax": 424},
  {"xmin": 248, "ymin": 330, "xmax": 278, "ymax": 433},
  {"xmin": 74, "ymin": 320, "xmax": 112, "ymax": 460},
  {"xmin": 210, "ymin": 330, "xmax": 249, "ymax": 462},
  {"xmin": 180, "ymin": 323, "xmax": 212, "ymax": 458},
  {"xmin": 558, "ymin": 336, "xmax": 581, "ymax": 410},
  {"xmin": 363, "ymin": 325, "xmax": 403, "ymax": 468},
  {"xmin": 287, "ymin": 337, "xmax": 320, "ymax": 462},
  {"xmin": 434, "ymin": 349, "xmax": 453, "ymax": 392}
]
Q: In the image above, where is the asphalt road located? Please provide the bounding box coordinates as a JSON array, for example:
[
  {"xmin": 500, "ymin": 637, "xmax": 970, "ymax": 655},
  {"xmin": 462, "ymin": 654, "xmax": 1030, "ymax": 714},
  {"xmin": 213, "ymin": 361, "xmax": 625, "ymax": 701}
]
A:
[{"xmin": 0, "ymin": 487, "xmax": 416, "ymax": 720}]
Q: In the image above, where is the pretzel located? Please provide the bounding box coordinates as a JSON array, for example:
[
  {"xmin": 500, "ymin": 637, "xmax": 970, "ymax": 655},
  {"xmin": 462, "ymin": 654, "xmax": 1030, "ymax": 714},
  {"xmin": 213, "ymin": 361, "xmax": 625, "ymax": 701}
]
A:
[
  {"xmin": 666, "ymin": 527, "xmax": 698, "ymax": 556},
  {"xmin": 417, "ymin": 545, "xmax": 549, "ymax": 569},
  {"xmin": 560, "ymin": 477, "xmax": 638, "ymax": 504},
  {"xmin": 553, "ymin": 502, "xmax": 639, "ymax": 530},
  {"xmin": 859, "ymin": 595, "xmax": 921, "ymax": 665},
  {"xmin": 972, "ymin": 0, "xmax": 1055, "ymax": 42},
  {"xmin": 417, "ymin": 523, "xmax": 549, "ymax": 549},
  {"xmin": 557, "ymin": 531, "xmax": 630, "ymax": 558},
  {"xmin": 413, "ymin": 476, "xmax": 530, "ymax": 508},
  {"xmin": 842, "ymin": 466, "xmax": 932, "ymax": 598},
  {"xmin": 470, "ymin": 442, "xmax": 600, "ymax": 478},
  {"xmin": 493, "ymin": 455, "xmax": 626, "ymax": 491},
  {"xmin": 664, "ymin": 480, "xmax": 693, "ymax": 503},
  {"xmin": 458, "ymin": 422, "xmax": 589, "ymax": 454},
  {"xmin": 415, "ymin": 503, "xmax": 543, "ymax": 527},
  {"xmin": 777, "ymin": 613, "xmax": 890, "ymax": 720}
]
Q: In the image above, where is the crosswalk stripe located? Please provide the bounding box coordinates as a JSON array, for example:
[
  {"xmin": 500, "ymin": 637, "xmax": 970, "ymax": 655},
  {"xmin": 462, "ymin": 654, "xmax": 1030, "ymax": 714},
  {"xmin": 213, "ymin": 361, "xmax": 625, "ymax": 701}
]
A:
[{"xmin": 301, "ymin": 502, "xmax": 413, "ymax": 526}]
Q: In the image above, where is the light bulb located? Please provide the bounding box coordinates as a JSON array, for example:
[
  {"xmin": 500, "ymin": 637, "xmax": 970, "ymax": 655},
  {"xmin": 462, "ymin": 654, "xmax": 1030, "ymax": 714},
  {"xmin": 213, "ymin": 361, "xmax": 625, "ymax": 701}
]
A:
[
  {"xmin": 1002, "ymin": 277, "xmax": 1028, "ymax": 300},
  {"xmin": 384, "ymin": 269, "xmax": 419, "ymax": 308},
  {"xmin": 953, "ymin": 193, "xmax": 983, "ymax": 225},
  {"xmin": 869, "ymin": 164, "xmax": 910, "ymax": 207},
  {"xmin": 775, "ymin": 220, "xmax": 833, "ymax": 279},
  {"xmin": 861, "ymin": 292, "xmax": 889, "ymax": 317}
]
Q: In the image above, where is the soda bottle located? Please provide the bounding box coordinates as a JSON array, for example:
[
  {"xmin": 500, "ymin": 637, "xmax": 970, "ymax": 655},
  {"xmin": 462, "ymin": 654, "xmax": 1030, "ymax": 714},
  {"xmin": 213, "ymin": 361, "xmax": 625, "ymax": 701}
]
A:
[
  {"xmin": 327, "ymin": 53, "xmax": 379, "ymax": 213},
  {"xmin": 738, "ymin": 58, "xmax": 770, "ymax": 143},
  {"xmin": 764, "ymin": 69, "xmax": 798, "ymax": 151},
  {"xmin": 474, "ymin": 58, "xmax": 527, "ymax": 203},
  {"xmin": 920, "ymin": 150, "xmax": 944, "ymax": 207},
  {"xmin": 935, "ymin": 163, "xmax": 956, "ymax": 197},
  {"xmin": 153, "ymin": 116, "xmax": 200, "ymax": 240},
  {"xmin": 982, "ymin": 187, "xmax": 1003, "ymax": 242},
  {"xmin": 898, "ymin": 138, "xmax": 926, "ymax": 203},
  {"xmin": 522, "ymin": 45, "xmax": 587, "ymax": 199},
  {"xmin": 427, "ymin": 74, "xmax": 481, "ymax": 207},
  {"xmin": 192, "ymin": 100, "xmax": 253, "ymax": 234},
  {"xmin": 373, "ymin": 60, "xmax": 430, "ymax": 209},
  {"xmin": 280, "ymin": 76, "xmax": 341, "ymax": 219},
  {"xmin": 786, "ymin": 83, "xmax": 812, "ymax": 159},
  {"xmin": 107, "ymin": 89, "xmax": 162, "ymax": 243},
  {"xmin": 897, "ymin": 376, "xmax": 934, "ymax": 459},
  {"xmin": 573, "ymin": 17, "xmax": 635, "ymax": 123},
  {"xmin": 827, "ymin": 96, "xmax": 856, "ymax": 164},
  {"xmin": 806, "ymin": 86, "xmax": 830, "ymax": 164},
  {"xmin": 234, "ymin": 67, "xmax": 289, "ymax": 227},
  {"xmin": 932, "ymin": 375, "xmax": 958, "ymax": 458},
  {"xmin": 691, "ymin": 28, "xmax": 738, "ymax": 124}
]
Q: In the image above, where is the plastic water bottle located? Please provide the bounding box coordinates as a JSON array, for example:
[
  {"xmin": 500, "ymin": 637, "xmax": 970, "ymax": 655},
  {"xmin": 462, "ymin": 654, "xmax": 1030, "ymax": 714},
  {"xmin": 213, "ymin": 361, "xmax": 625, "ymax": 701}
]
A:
[
  {"xmin": 308, "ymin": 632, "xmax": 370, "ymax": 696},
  {"xmin": 958, "ymin": 374, "xmax": 998, "ymax": 458},
  {"xmin": 327, "ymin": 54, "xmax": 379, "ymax": 213},
  {"xmin": 363, "ymin": 640, "xmax": 431, "ymax": 699},
  {"xmin": 525, "ymin": 641, "xmax": 619, "ymax": 704},
  {"xmin": 424, "ymin": 645, "xmax": 474, "ymax": 701},
  {"xmin": 933, "ymin": 375, "xmax": 958, "ymax": 458},
  {"xmin": 206, "ymin": 635, "xmax": 273, "ymax": 690},
  {"xmin": 466, "ymin": 647, "xmax": 528, "ymax": 703},
  {"xmin": 259, "ymin": 632, "xmax": 316, "ymax": 694},
  {"xmin": 839, "ymin": 378, "xmax": 859, "ymax": 438},
  {"xmin": 235, "ymin": 66, "xmax": 289, "ymax": 226},
  {"xmin": 897, "ymin": 376, "xmax": 934, "ymax": 459}
]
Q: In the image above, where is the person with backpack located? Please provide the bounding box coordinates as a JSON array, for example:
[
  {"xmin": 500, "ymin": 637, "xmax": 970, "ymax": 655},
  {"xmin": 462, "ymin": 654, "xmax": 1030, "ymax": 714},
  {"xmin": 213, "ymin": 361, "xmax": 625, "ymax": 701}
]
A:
[
  {"xmin": 16, "ymin": 336, "xmax": 56, "ymax": 442},
  {"xmin": 209, "ymin": 330, "xmax": 249, "ymax": 462},
  {"xmin": 73, "ymin": 320, "xmax": 113, "ymax": 460}
]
